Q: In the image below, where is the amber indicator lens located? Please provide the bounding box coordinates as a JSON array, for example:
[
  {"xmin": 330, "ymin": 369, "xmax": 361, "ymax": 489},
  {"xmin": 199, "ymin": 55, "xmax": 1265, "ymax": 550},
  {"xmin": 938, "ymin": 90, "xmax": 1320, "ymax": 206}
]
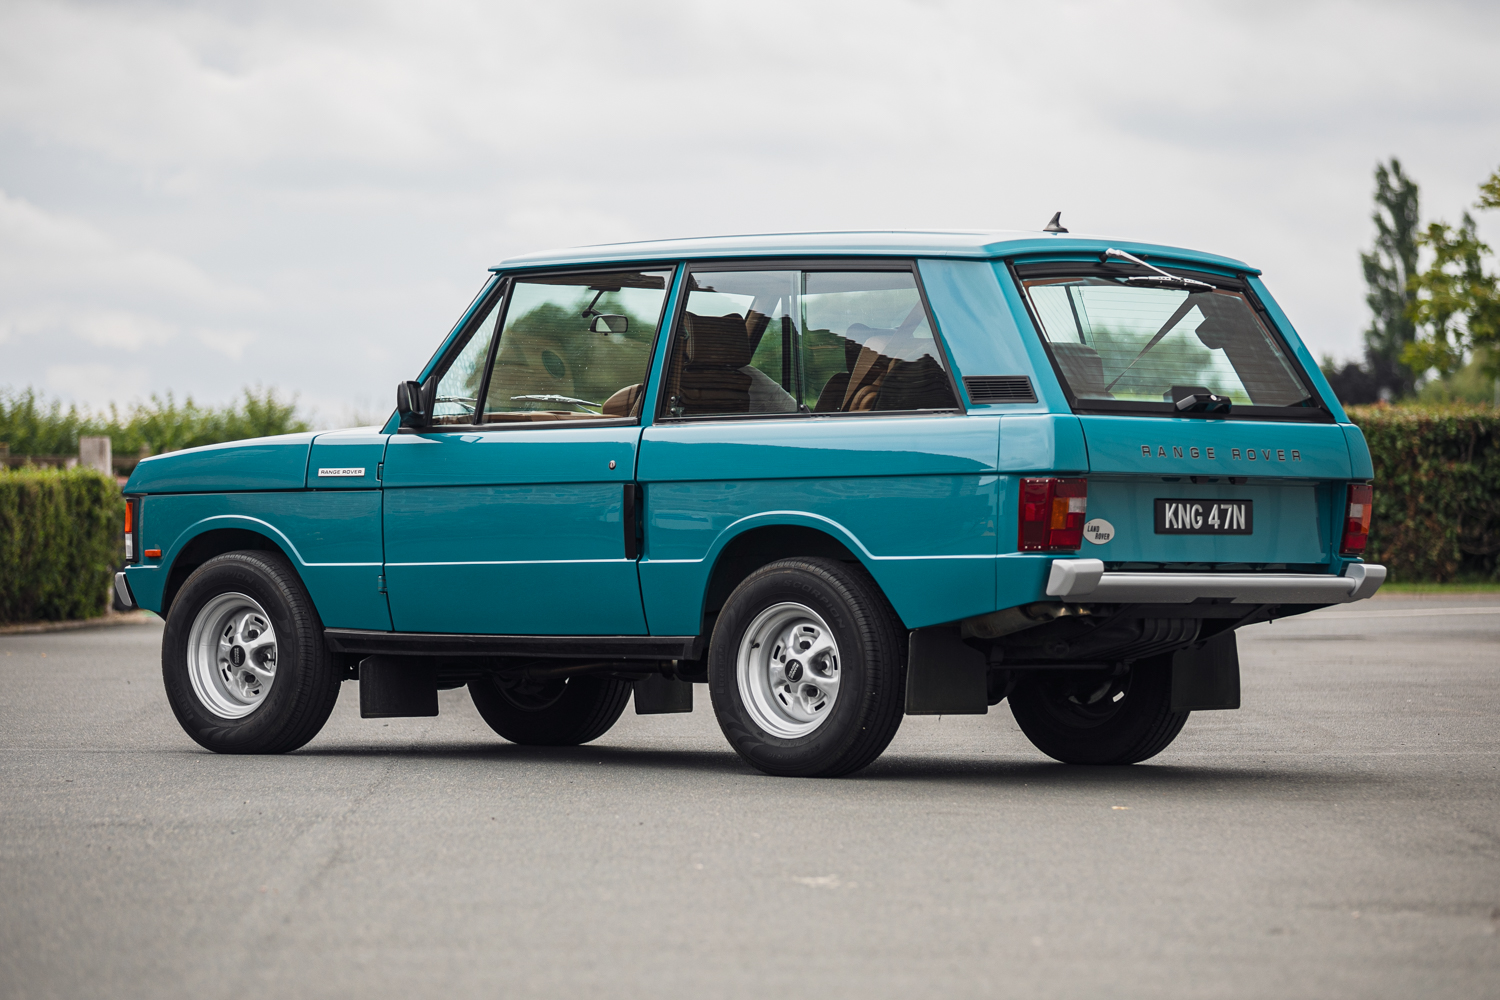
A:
[
  {"xmin": 1340, "ymin": 483, "xmax": 1373, "ymax": 555},
  {"xmin": 1019, "ymin": 478, "xmax": 1087, "ymax": 551}
]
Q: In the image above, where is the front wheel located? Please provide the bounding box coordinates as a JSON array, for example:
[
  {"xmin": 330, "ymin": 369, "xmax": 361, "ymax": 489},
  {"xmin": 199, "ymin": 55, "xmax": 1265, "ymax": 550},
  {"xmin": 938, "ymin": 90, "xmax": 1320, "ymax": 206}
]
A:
[
  {"xmin": 709, "ymin": 558, "xmax": 906, "ymax": 777},
  {"xmin": 162, "ymin": 550, "xmax": 341, "ymax": 754},
  {"xmin": 1007, "ymin": 659, "xmax": 1188, "ymax": 765}
]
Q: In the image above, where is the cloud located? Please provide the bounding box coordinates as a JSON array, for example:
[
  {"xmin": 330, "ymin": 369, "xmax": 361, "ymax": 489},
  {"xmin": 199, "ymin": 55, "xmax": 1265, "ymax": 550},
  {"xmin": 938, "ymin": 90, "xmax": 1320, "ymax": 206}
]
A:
[
  {"xmin": 0, "ymin": 0, "xmax": 1498, "ymax": 412},
  {"xmin": 44, "ymin": 362, "xmax": 151, "ymax": 406},
  {"xmin": 194, "ymin": 328, "xmax": 257, "ymax": 361}
]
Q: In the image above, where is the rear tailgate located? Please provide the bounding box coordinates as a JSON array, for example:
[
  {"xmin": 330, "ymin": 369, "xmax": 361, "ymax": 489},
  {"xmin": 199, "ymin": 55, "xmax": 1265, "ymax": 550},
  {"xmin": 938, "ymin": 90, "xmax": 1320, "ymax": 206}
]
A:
[{"xmin": 1077, "ymin": 415, "xmax": 1351, "ymax": 567}]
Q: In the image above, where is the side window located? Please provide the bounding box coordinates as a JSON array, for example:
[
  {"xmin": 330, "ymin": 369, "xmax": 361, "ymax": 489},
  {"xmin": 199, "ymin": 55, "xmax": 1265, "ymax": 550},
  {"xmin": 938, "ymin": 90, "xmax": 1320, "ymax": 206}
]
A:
[
  {"xmin": 660, "ymin": 267, "xmax": 956, "ymax": 418},
  {"xmin": 477, "ymin": 270, "xmax": 671, "ymax": 423},
  {"xmin": 801, "ymin": 271, "xmax": 956, "ymax": 413},
  {"xmin": 431, "ymin": 296, "xmax": 502, "ymax": 425},
  {"xmin": 662, "ymin": 271, "xmax": 801, "ymax": 417}
]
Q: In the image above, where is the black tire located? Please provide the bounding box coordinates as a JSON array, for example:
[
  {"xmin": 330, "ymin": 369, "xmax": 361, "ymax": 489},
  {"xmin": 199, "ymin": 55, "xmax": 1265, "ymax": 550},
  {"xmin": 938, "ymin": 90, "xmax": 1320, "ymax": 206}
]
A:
[
  {"xmin": 709, "ymin": 557, "xmax": 906, "ymax": 778},
  {"xmin": 162, "ymin": 550, "xmax": 341, "ymax": 754},
  {"xmin": 468, "ymin": 673, "xmax": 631, "ymax": 746},
  {"xmin": 1008, "ymin": 658, "xmax": 1188, "ymax": 765}
]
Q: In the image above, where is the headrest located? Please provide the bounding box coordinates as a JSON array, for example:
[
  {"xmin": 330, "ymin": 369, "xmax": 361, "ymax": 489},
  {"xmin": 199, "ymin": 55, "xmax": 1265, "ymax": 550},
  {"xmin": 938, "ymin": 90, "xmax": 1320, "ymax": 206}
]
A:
[
  {"xmin": 685, "ymin": 313, "xmax": 754, "ymax": 367},
  {"xmin": 1050, "ymin": 342, "xmax": 1108, "ymax": 395},
  {"xmin": 848, "ymin": 324, "xmax": 930, "ymax": 361}
]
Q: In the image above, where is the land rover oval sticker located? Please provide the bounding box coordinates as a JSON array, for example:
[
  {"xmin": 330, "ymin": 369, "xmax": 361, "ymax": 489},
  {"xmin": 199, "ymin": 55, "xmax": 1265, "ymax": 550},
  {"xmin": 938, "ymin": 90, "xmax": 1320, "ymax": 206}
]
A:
[
  {"xmin": 317, "ymin": 467, "xmax": 365, "ymax": 478},
  {"xmin": 1084, "ymin": 518, "xmax": 1115, "ymax": 545}
]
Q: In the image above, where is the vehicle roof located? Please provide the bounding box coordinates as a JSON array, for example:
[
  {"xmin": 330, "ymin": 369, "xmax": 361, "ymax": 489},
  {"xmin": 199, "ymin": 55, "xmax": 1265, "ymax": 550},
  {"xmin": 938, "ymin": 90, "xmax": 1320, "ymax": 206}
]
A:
[{"xmin": 494, "ymin": 229, "xmax": 1259, "ymax": 274}]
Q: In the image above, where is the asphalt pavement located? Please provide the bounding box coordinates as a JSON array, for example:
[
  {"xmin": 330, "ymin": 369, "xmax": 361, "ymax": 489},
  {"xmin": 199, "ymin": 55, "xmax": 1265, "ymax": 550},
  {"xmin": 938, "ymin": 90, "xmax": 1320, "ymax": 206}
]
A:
[{"xmin": 2, "ymin": 595, "xmax": 1498, "ymax": 1000}]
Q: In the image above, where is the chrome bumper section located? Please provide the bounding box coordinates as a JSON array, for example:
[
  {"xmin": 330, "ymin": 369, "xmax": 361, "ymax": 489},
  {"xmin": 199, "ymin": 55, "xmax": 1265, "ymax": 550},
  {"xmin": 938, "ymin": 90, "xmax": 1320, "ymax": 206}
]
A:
[
  {"xmin": 113, "ymin": 571, "xmax": 135, "ymax": 609},
  {"xmin": 1045, "ymin": 559, "xmax": 1386, "ymax": 604}
]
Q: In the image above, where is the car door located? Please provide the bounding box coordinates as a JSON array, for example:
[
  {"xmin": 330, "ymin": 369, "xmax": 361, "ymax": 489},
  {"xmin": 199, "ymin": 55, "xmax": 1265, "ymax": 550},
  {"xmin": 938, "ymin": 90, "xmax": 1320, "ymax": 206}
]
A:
[
  {"xmin": 382, "ymin": 266, "xmax": 676, "ymax": 635},
  {"xmin": 636, "ymin": 264, "xmax": 999, "ymax": 636}
]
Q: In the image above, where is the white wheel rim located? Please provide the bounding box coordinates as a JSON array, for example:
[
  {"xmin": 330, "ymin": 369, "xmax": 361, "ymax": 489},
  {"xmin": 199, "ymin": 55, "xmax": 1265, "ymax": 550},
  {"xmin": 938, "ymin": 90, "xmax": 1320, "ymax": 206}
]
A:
[
  {"xmin": 186, "ymin": 592, "xmax": 279, "ymax": 719},
  {"xmin": 736, "ymin": 602, "xmax": 841, "ymax": 739}
]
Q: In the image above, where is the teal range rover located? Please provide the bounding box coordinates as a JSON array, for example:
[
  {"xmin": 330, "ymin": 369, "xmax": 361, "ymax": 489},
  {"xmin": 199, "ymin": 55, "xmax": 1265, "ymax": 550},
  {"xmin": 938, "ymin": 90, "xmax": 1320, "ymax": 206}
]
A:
[{"xmin": 116, "ymin": 227, "xmax": 1384, "ymax": 777}]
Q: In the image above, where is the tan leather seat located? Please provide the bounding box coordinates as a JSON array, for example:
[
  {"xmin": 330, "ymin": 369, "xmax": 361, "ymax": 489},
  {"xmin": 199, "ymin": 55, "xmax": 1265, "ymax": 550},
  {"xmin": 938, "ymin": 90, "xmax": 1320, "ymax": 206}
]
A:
[
  {"xmin": 840, "ymin": 327, "xmax": 899, "ymax": 411},
  {"xmin": 836, "ymin": 322, "xmax": 955, "ymax": 412},
  {"xmin": 677, "ymin": 313, "xmax": 756, "ymax": 415},
  {"xmin": 601, "ymin": 383, "xmax": 643, "ymax": 417},
  {"xmin": 1051, "ymin": 343, "xmax": 1109, "ymax": 396}
]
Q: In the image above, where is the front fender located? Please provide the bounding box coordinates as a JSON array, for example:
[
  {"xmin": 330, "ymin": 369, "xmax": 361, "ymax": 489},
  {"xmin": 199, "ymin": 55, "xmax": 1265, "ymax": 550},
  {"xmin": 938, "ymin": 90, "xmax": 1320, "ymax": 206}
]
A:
[{"xmin": 124, "ymin": 493, "xmax": 391, "ymax": 630}]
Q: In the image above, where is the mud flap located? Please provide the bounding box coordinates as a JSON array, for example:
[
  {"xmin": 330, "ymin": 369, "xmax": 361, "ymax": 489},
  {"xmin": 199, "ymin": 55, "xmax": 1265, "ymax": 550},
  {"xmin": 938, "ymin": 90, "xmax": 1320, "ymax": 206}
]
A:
[
  {"xmin": 905, "ymin": 626, "xmax": 989, "ymax": 715},
  {"xmin": 634, "ymin": 674, "xmax": 694, "ymax": 714},
  {"xmin": 1170, "ymin": 631, "xmax": 1241, "ymax": 711},
  {"xmin": 359, "ymin": 656, "xmax": 438, "ymax": 718}
]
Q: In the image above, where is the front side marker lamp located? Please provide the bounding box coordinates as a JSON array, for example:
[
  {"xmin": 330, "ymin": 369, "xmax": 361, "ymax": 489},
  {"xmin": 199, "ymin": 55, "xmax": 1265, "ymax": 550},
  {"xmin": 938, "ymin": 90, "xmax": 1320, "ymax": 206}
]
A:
[
  {"xmin": 1340, "ymin": 483, "xmax": 1373, "ymax": 555},
  {"xmin": 1019, "ymin": 478, "xmax": 1088, "ymax": 551}
]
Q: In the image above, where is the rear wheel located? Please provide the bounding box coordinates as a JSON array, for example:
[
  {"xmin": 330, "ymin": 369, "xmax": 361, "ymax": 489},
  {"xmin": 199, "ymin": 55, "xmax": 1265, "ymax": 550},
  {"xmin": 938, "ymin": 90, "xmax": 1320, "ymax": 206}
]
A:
[
  {"xmin": 709, "ymin": 557, "xmax": 905, "ymax": 777},
  {"xmin": 468, "ymin": 673, "xmax": 631, "ymax": 746},
  {"xmin": 1008, "ymin": 658, "xmax": 1188, "ymax": 765},
  {"xmin": 162, "ymin": 550, "xmax": 340, "ymax": 754}
]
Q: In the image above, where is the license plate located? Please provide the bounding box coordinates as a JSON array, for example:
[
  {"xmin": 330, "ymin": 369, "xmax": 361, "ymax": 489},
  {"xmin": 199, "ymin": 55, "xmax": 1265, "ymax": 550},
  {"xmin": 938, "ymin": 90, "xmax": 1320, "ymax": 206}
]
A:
[{"xmin": 1154, "ymin": 498, "xmax": 1253, "ymax": 535}]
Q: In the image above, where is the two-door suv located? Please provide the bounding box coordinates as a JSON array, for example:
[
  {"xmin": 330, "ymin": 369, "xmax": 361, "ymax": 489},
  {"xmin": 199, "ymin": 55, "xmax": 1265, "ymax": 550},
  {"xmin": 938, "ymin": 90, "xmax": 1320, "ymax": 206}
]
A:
[{"xmin": 117, "ymin": 228, "xmax": 1384, "ymax": 776}]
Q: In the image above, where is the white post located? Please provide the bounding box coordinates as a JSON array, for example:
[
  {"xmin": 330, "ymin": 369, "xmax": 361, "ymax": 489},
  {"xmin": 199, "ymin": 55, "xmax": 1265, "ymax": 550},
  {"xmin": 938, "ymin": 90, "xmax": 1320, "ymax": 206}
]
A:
[{"xmin": 78, "ymin": 436, "xmax": 113, "ymax": 476}]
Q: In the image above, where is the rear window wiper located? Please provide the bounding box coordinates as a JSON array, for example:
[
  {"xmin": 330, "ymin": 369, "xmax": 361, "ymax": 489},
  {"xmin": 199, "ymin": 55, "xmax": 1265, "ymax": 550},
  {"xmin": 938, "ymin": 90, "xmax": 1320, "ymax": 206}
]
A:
[{"xmin": 1101, "ymin": 248, "xmax": 1216, "ymax": 293}]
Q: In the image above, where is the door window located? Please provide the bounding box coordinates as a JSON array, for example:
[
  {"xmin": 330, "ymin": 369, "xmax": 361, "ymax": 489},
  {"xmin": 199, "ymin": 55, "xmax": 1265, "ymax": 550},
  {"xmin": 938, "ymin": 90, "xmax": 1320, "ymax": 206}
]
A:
[
  {"xmin": 431, "ymin": 297, "xmax": 502, "ymax": 425},
  {"xmin": 660, "ymin": 268, "xmax": 957, "ymax": 418},
  {"xmin": 473, "ymin": 269, "xmax": 672, "ymax": 423},
  {"xmin": 663, "ymin": 270, "xmax": 802, "ymax": 417}
]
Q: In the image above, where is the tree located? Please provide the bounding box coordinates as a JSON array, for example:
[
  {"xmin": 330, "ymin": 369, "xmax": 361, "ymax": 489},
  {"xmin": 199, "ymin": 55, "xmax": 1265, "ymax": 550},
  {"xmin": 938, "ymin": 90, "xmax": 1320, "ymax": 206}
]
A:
[
  {"xmin": 1405, "ymin": 166, "xmax": 1500, "ymax": 385},
  {"xmin": 1480, "ymin": 169, "xmax": 1500, "ymax": 212},
  {"xmin": 1359, "ymin": 159, "xmax": 1423, "ymax": 399}
]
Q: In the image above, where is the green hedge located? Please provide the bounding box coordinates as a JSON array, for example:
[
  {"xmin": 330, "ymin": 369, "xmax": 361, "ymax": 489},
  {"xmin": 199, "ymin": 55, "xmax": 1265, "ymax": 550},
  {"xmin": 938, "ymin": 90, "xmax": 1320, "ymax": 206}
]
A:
[
  {"xmin": 0, "ymin": 468, "xmax": 121, "ymax": 624},
  {"xmin": 1347, "ymin": 405, "xmax": 1500, "ymax": 582},
  {"xmin": 0, "ymin": 385, "xmax": 310, "ymax": 457}
]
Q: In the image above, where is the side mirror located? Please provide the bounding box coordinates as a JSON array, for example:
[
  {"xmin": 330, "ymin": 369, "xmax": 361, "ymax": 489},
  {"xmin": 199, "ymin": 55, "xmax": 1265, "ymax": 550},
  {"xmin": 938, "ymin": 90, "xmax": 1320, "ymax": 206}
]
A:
[
  {"xmin": 396, "ymin": 380, "xmax": 427, "ymax": 427},
  {"xmin": 589, "ymin": 314, "xmax": 628, "ymax": 335}
]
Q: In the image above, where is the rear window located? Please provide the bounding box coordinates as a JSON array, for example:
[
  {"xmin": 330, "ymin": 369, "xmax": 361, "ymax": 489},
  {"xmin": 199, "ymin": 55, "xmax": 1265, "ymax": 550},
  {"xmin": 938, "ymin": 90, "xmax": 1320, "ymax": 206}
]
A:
[{"xmin": 1016, "ymin": 265, "xmax": 1321, "ymax": 417}]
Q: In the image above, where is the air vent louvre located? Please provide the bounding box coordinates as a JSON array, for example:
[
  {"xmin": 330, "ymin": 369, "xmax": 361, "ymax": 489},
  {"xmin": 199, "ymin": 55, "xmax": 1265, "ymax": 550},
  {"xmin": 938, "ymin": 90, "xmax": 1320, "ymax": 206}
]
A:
[{"xmin": 963, "ymin": 375, "xmax": 1036, "ymax": 404}]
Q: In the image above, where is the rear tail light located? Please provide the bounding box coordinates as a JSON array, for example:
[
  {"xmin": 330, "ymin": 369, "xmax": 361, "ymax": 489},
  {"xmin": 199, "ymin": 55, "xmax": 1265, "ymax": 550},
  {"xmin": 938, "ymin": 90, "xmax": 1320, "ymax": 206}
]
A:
[
  {"xmin": 1340, "ymin": 483, "xmax": 1372, "ymax": 555},
  {"xmin": 124, "ymin": 498, "xmax": 138, "ymax": 562},
  {"xmin": 1019, "ymin": 478, "xmax": 1088, "ymax": 551}
]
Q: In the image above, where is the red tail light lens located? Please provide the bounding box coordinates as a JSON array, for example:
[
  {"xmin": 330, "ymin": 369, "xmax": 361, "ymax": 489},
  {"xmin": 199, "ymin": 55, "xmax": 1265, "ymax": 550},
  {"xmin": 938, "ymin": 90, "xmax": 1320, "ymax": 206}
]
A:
[
  {"xmin": 1340, "ymin": 483, "xmax": 1372, "ymax": 555},
  {"xmin": 1019, "ymin": 478, "xmax": 1088, "ymax": 551},
  {"xmin": 124, "ymin": 498, "xmax": 138, "ymax": 563}
]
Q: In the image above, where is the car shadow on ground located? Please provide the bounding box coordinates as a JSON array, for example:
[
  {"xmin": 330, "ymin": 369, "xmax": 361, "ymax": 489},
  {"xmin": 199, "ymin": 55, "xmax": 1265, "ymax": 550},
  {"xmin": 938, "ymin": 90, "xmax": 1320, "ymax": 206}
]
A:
[
  {"xmin": 289, "ymin": 739, "xmax": 752, "ymax": 775},
  {"xmin": 273, "ymin": 739, "xmax": 1389, "ymax": 794},
  {"xmin": 857, "ymin": 754, "xmax": 1386, "ymax": 793}
]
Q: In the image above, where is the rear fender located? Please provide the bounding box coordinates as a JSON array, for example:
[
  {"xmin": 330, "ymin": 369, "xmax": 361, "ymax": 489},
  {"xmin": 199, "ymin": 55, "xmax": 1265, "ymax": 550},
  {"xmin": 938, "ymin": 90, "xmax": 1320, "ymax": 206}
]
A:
[{"xmin": 688, "ymin": 514, "xmax": 877, "ymax": 635}]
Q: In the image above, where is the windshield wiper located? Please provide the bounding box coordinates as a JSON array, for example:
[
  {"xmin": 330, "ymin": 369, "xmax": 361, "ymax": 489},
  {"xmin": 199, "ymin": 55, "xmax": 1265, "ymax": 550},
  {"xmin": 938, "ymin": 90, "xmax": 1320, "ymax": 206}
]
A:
[{"xmin": 1101, "ymin": 248, "xmax": 1216, "ymax": 293}]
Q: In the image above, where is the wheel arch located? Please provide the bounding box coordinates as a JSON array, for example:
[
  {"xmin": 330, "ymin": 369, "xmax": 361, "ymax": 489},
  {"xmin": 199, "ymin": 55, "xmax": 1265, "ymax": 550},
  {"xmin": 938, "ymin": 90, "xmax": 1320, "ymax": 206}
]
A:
[
  {"xmin": 697, "ymin": 517, "xmax": 899, "ymax": 636},
  {"xmin": 160, "ymin": 518, "xmax": 301, "ymax": 619}
]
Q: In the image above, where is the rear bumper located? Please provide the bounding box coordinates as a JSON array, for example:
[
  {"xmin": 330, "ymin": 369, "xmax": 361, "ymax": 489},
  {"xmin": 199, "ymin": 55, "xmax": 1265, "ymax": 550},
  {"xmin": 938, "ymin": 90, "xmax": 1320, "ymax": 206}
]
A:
[
  {"xmin": 1046, "ymin": 560, "xmax": 1386, "ymax": 604},
  {"xmin": 113, "ymin": 572, "xmax": 135, "ymax": 609}
]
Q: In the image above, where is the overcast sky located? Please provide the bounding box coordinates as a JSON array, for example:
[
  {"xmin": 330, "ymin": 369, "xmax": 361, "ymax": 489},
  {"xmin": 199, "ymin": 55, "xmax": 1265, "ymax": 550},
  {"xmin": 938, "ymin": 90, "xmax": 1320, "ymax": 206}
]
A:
[{"xmin": 2, "ymin": 0, "xmax": 1497, "ymax": 425}]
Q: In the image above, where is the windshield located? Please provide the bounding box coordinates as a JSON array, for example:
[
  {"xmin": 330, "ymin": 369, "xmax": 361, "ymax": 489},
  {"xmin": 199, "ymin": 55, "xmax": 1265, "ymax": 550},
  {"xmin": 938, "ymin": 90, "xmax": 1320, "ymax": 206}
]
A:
[{"xmin": 1020, "ymin": 274, "xmax": 1313, "ymax": 410}]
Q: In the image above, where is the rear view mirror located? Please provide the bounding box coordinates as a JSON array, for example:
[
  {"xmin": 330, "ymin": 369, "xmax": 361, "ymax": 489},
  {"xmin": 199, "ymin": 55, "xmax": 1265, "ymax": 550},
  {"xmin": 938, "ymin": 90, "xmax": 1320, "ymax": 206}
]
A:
[
  {"xmin": 589, "ymin": 314, "xmax": 628, "ymax": 335},
  {"xmin": 396, "ymin": 379, "xmax": 427, "ymax": 427}
]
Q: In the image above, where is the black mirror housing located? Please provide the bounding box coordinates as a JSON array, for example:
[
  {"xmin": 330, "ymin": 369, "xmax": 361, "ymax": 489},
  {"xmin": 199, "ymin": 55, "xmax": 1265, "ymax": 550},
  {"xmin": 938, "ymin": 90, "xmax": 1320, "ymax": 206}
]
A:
[{"xmin": 396, "ymin": 380, "xmax": 427, "ymax": 427}]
